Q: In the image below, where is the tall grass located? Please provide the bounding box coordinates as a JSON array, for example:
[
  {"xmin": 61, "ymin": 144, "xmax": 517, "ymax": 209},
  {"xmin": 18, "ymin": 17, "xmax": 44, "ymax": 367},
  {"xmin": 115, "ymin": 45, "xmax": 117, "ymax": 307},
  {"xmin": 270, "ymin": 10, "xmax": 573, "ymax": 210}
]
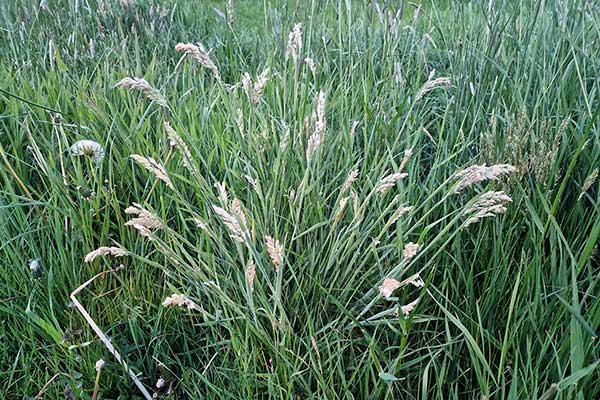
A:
[{"xmin": 0, "ymin": 0, "xmax": 598, "ymax": 398}]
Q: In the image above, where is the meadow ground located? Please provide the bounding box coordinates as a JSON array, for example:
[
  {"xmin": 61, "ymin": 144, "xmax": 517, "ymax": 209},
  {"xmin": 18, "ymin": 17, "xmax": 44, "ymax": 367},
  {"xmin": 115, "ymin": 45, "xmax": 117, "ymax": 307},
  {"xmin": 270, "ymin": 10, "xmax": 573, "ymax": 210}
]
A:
[{"xmin": 0, "ymin": 0, "xmax": 599, "ymax": 398}]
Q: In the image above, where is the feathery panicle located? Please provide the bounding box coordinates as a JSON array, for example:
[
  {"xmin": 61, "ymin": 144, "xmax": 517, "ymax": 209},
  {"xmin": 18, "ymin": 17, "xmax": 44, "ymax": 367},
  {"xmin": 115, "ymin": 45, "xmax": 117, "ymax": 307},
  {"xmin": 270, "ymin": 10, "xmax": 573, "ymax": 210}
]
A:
[
  {"xmin": 578, "ymin": 168, "xmax": 598, "ymax": 201},
  {"xmin": 415, "ymin": 75, "xmax": 451, "ymax": 101},
  {"xmin": 115, "ymin": 77, "xmax": 167, "ymax": 107},
  {"xmin": 304, "ymin": 57, "xmax": 316, "ymax": 73},
  {"xmin": 350, "ymin": 120, "xmax": 359, "ymax": 140},
  {"xmin": 242, "ymin": 68, "xmax": 270, "ymax": 105},
  {"xmin": 403, "ymin": 242, "xmax": 420, "ymax": 259},
  {"xmin": 389, "ymin": 206, "xmax": 413, "ymax": 225},
  {"xmin": 401, "ymin": 273, "xmax": 424, "ymax": 288},
  {"xmin": 226, "ymin": 0, "xmax": 234, "ymax": 25},
  {"xmin": 401, "ymin": 298, "xmax": 419, "ymax": 316},
  {"xmin": 164, "ymin": 122, "xmax": 193, "ymax": 170},
  {"xmin": 455, "ymin": 164, "xmax": 516, "ymax": 192},
  {"xmin": 70, "ymin": 140, "xmax": 105, "ymax": 163},
  {"xmin": 379, "ymin": 278, "xmax": 401, "ymax": 299},
  {"xmin": 230, "ymin": 198, "xmax": 248, "ymax": 228},
  {"xmin": 246, "ymin": 258, "xmax": 256, "ymax": 289},
  {"xmin": 399, "ymin": 148, "xmax": 413, "ymax": 172},
  {"xmin": 285, "ymin": 23, "xmax": 303, "ymax": 62},
  {"xmin": 84, "ymin": 247, "xmax": 127, "ymax": 263},
  {"xmin": 334, "ymin": 197, "xmax": 350, "ymax": 223},
  {"xmin": 376, "ymin": 172, "xmax": 408, "ymax": 195},
  {"xmin": 464, "ymin": 191, "xmax": 512, "ymax": 227},
  {"xmin": 125, "ymin": 203, "xmax": 165, "ymax": 236},
  {"xmin": 341, "ymin": 169, "xmax": 359, "ymax": 194},
  {"xmin": 244, "ymin": 175, "xmax": 259, "ymax": 193},
  {"xmin": 130, "ymin": 154, "xmax": 174, "ymax": 190},
  {"xmin": 280, "ymin": 124, "xmax": 290, "ymax": 150},
  {"xmin": 162, "ymin": 293, "xmax": 197, "ymax": 310},
  {"xmin": 265, "ymin": 235, "xmax": 284, "ymax": 272},
  {"xmin": 350, "ymin": 190, "xmax": 360, "ymax": 216},
  {"xmin": 306, "ymin": 90, "xmax": 327, "ymax": 161},
  {"xmin": 215, "ymin": 181, "xmax": 228, "ymax": 205},
  {"xmin": 193, "ymin": 218, "xmax": 208, "ymax": 231},
  {"xmin": 236, "ymin": 108, "xmax": 245, "ymax": 136},
  {"xmin": 212, "ymin": 205, "xmax": 247, "ymax": 243},
  {"xmin": 175, "ymin": 42, "xmax": 221, "ymax": 80}
]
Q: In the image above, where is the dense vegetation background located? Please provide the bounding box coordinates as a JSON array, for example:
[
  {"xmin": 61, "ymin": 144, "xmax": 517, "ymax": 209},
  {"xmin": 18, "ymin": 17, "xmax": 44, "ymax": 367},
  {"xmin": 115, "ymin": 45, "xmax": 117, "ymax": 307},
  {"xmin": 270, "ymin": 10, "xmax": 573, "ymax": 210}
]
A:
[{"xmin": 0, "ymin": 0, "xmax": 598, "ymax": 398}]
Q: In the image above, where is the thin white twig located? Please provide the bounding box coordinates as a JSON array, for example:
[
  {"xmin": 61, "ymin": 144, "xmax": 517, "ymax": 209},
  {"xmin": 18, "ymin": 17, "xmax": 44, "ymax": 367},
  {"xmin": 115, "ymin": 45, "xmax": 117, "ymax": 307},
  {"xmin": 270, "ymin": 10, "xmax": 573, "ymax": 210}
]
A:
[{"xmin": 70, "ymin": 265, "xmax": 153, "ymax": 400}]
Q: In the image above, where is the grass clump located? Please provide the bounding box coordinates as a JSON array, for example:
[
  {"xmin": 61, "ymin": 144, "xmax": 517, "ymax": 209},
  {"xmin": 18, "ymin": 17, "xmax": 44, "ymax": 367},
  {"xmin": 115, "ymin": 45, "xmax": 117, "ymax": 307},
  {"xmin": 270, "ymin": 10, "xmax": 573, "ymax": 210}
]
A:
[{"xmin": 0, "ymin": 0, "xmax": 599, "ymax": 398}]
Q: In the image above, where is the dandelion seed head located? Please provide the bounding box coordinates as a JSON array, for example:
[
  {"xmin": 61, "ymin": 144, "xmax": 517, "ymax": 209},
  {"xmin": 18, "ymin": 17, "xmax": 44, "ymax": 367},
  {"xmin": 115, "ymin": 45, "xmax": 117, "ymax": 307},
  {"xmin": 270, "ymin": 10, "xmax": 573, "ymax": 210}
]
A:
[{"xmin": 70, "ymin": 140, "xmax": 105, "ymax": 162}]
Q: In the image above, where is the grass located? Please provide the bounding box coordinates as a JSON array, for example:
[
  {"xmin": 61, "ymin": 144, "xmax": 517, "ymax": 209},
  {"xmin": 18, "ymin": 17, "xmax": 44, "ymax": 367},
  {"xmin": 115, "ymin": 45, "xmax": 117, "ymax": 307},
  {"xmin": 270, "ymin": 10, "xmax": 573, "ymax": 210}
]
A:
[{"xmin": 0, "ymin": 0, "xmax": 599, "ymax": 398}]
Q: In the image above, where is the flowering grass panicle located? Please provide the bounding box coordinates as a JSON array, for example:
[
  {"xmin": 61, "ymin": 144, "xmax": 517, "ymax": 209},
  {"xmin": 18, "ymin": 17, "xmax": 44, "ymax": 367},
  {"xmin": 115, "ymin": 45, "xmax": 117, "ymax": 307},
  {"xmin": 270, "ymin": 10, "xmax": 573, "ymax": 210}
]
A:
[
  {"xmin": 403, "ymin": 242, "xmax": 420, "ymax": 259},
  {"xmin": 285, "ymin": 23, "xmax": 303, "ymax": 62},
  {"xmin": 376, "ymin": 172, "xmax": 408, "ymax": 195},
  {"xmin": 115, "ymin": 77, "xmax": 168, "ymax": 107},
  {"xmin": 265, "ymin": 235, "xmax": 284, "ymax": 272},
  {"xmin": 246, "ymin": 258, "xmax": 256, "ymax": 289},
  {"xmin": 464, "ymin": 191, "xmax": 512, "ymax": 227},
  {"xmin": 415, "ymin": 75, "xmax": 451, "ymax": 101},
  {"xmin": 164, "ymin": 122, "xmax": 193, "ymax": 170},
  {"xmin": 175, "ymin": 42, "xmax": 221, "ymax": 80},
  {"xmin": 306, "ymin": 91, "xmax": 327, "ymax": 160},
  {"xmin": 455, "ymin": 164, "xmax": 516, "ymax": 192},
  {"xmin": 125, "ymin": 203, "xmax": 165, "ymax": 236},
  {"xmin": 341, "ymin": 169, "xmax": 359, "ymax": 193},
  {"xmin": 401, "ymin": 298, "xmax": 419, "ymax": 316},
  {"xmin": 84, "ymin": 247, "xmax": 127, "ymax": 263},
  {"xmin": 578, "ymin": 168, "xmax": 598, "ymax": 201},
  {"xmin": 162, "ymin": 293, "xmax": 197, "ymax": 310},
  {"xmin": 379, "ymin": 278, "xmax": 401, "ymax": 299},
  {"xmin": 130, "ymin": 155, "xmax": 174, "ymax": 190},
  {"xmin": 242, "ymin": 68, "xmax": 270, "ymax": 105},
  {"xmin": 212, "ymin": 205, "xmax": 247, "ymax": 243}
]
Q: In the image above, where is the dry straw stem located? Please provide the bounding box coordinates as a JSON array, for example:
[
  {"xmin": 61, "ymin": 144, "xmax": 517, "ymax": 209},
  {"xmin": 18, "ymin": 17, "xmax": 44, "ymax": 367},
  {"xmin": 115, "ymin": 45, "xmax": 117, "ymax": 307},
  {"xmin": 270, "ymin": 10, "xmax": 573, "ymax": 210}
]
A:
[
  {"xmin": 70, "ymin": 265, "xmax": 153, "ymax": 400},
  {"xmin": 175, "ymin": 42, "xmax": 221, "ymax": 81},
  {"xmin": 115, "ymin": 77, "xmax": 168, "ymax": 108},
  {"xmin": 84, "ymin": 246, "xmax": 127, "ymax": 263},
  {"xmin": 130, "ymin": 154, "xmax": 175, "ymax": 190}
]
